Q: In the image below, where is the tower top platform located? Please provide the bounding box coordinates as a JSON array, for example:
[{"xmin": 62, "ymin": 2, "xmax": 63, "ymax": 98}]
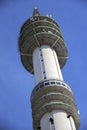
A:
[{"xmin": 18, "ymin": 9, "xmax": 68, "ymax": 74}]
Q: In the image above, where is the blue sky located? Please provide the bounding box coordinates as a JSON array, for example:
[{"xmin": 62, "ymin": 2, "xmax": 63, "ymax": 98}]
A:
[{"xmin": 0, "ymin": 0, "xmax": 87, "ymax": 130}]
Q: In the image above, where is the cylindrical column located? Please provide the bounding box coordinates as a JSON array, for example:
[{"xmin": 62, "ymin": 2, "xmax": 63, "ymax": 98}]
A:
[
  {"xmin": 40, "ymin": 110, "xmax": 76, "ymax": 130},
  {"xmin": 33, "ymin": 45, "xmax": 63, "ymax": 85}
]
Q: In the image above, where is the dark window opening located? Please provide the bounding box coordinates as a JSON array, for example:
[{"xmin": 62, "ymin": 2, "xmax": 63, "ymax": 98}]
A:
[
  {"xmin": 62, "ymin": 83, "xmax": 65, "ymax": 86},
  {"xmin": 40, "ymin": 83, "xmax": 44, "ymax": 88},
  {"xmin": 45, "ymin": 82, "xmax": 49, "ymax": 86},
  {"xmin": 67, "ymin": 115, "xmax": 71, "ymax": 118},
  {"xmin": 36, "ymin": 87, "xmax": 39, "ymax": 91},
  {"xmin": 50, "ymin": 82, "xmax": 55, "ymax": 84},
  {"xmin": 37, "ymin": 126, "xmax": 41, "ymax": 130},
  {"xmin": 56, "ymin": 82, "xmax": 61, "ymax": 85},
  {"xmin": 43, "ymin": 71, "xmax": 45, "ymax": 73},
  {"xmin": 49, "ymin": 117, "xmax": 54, "ymax": 124},
  {"xmin": 44, "ymin": 77, "xmax": 46, "ymax": 79}
]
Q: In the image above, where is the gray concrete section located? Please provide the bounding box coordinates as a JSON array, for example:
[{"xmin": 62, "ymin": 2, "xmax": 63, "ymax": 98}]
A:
[
  {"xmin": 31, "ymin": 84, "xmax": 80, "ymax": 130},
  {"xmin": 18, "ymin": 15, "xmax": 68, "ymax": 73}
]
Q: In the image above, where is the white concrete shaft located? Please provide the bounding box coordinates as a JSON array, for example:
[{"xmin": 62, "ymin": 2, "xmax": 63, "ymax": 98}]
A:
[
  {"xmin": 33, "ymin": 45, "xmax": 63, "ymax": 85},
  {"xmin": 40, "ymin": 110, "xmax": 76, "ymax": 130}
]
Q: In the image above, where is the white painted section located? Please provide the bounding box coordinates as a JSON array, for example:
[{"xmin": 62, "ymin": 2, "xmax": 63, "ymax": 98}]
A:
[
  {"xmin": 33, "ymin": 48, "xmax": 44, "ymax": 84},
  {"xmin": 69, "ymin": 116, "xmax": 76, "ymax": 130},
  {"xmin": 53, "ymin": 50, "xmax": 63, "ymax": 80},
  {"xmin": 33, "ymin": 45, "xmax": 63, "ymax": 85},
  {"xmin": 40, "ymin": 110, "xmax": 76, "ymax": 130},
  {"xmin": 40, "ymin": 113, "xmax": 51, "ymax": 130},
  {"xmin": 53, "ymin": 110, "xmax": 76, "ymax": 130}
]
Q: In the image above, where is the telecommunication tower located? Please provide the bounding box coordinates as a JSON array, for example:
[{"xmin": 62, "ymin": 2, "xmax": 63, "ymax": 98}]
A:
[{"xmin": 18, "ymin": 8, "xmax": 80, "ymax": 130}]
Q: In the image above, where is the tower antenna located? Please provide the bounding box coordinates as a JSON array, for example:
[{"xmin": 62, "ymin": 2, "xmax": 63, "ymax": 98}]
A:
[{"xmin": 33, "ymin": 7, "xmax": 40, "ymax": 16}]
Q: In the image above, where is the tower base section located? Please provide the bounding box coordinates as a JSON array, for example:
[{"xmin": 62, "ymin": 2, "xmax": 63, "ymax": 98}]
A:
[{"xmin": 31, "ymin": 82, "xmax": 80, "ymax": 130}]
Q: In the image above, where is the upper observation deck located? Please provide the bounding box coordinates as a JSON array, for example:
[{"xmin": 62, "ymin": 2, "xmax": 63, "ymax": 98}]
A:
[{"xmin": 18, "ymin": 8, "xmax": 68, "ymax": 74}]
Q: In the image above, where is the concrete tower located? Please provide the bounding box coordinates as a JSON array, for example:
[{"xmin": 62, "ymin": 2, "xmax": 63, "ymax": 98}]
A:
[{"xmin": 18, "ymin": 8, "xmax": 80, "ymax": 130}]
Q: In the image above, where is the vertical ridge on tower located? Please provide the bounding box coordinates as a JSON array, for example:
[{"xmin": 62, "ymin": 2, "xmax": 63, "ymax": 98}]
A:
[{"xmin": 18, "ymin": 9, "xmax": 80, "ymax": 130}]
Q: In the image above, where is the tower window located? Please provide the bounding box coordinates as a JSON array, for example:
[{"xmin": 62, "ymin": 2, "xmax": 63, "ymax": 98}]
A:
[
  {"xmin": 56, "ymin": 82, "xmax": 61, "ymax": 85},
  {"xmin": 44, "ymin": 77, "xmax": 46, "ymax": 79},
  {"xmin": 37, "ymin": 126, "xmax": 41, "ymax": 130},
  {"xmin": 62, "ymin": 83, "xmax": 65, "ymax": 86},
  {"xmin": 50, "ymin": 82, "xmax": 55, "ymax": 84},
  {"xmin": 49, "ymin": 117, "xmax": 54, "ymax": 124},
  {"xmin": 36, "ymin": 87, "xmax": 39, "ymax": 91},
  {"xmin": 40, "ymin": 83, "xmax": 44, "ymax": 88},
  {"xmin": 45, "ymin": 82, "xmax": 49, "ymax": 86},
  {"xmin": 67, "ymin": 115, "xmax": 71, "ymax": 118}
]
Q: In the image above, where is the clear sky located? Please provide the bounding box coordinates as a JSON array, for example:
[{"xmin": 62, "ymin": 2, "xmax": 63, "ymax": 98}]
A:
[{"xmin": 0, "ymin": 0, "xmax": 87, "ymax": 130}]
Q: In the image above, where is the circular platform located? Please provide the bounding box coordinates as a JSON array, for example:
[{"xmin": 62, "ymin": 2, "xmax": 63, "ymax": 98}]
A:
[
  {"xmin": 18, "ymin": 16, "xmax": 68, "ymax": 74},
  {"xmin": 30, "ymin": 84, "xmax": 80, "ymax": 130}
]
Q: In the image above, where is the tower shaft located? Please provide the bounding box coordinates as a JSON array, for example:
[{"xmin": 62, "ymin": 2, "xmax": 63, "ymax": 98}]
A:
[
  {"xmin": 33, "ymin": 45, "xmax": 76, "ymax": 130},
  {"xmin": 33, "ymin": 45, "xmax": 63, "ymax": 85}
]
